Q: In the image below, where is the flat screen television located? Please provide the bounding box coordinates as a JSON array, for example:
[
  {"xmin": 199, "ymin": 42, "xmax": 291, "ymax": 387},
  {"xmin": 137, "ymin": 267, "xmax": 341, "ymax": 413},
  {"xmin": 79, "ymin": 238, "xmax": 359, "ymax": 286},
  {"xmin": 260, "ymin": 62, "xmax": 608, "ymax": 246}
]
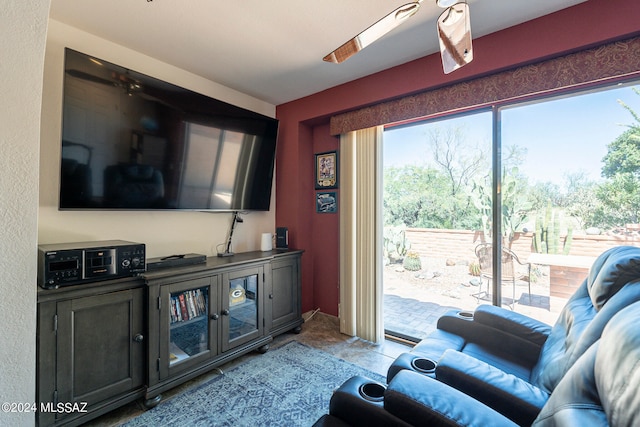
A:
[{"xmin": 59, "ymin": 48, "xmax": 278, "ymax": 211}]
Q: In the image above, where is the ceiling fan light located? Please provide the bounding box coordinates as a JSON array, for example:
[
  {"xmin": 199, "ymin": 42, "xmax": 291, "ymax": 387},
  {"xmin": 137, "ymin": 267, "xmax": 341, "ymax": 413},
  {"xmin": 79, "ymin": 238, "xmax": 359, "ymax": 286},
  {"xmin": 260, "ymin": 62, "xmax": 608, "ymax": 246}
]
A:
[
  {"xmin": 436, "ymin": 0, "xmax": 458, "ymax": 8},
  {"xmin": 437, "ymin": 3, "xmax": 473, "ymax": 73}
]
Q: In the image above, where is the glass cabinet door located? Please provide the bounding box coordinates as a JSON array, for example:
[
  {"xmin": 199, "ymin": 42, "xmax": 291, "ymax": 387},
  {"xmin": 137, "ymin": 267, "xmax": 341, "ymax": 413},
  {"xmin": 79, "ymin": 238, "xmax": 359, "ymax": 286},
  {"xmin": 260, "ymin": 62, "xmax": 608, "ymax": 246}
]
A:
[
  {"xmin": 169, "ymin": 287, "xmax": 209, "ymax": 365},
  {"xmin": 222, "ymin": 267, "xmax": 263, "ymax": 351},
  {"xmin": 159, "ymin": 276, "xmax": 218, "ymax": 378}
]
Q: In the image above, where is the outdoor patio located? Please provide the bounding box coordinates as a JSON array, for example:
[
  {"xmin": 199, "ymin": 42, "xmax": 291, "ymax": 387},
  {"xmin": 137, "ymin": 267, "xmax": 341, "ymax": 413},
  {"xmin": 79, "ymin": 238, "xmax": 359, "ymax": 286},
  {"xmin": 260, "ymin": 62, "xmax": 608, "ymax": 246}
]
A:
[{"xmin": 383, "ymin": 257, "xmax": 567, "ymax": 341}]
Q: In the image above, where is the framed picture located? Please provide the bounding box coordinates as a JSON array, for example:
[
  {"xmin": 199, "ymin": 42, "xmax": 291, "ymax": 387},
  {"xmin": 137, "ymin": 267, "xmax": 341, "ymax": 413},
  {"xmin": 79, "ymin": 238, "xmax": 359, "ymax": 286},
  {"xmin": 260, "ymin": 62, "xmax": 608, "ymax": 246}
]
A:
[
  {"xmin": 315, "ymin": 151, "xmax": 338, "ymax": 189},
  {"xmin": 316, "ymin": 192, "xmax": 337, "ymax": 213}
]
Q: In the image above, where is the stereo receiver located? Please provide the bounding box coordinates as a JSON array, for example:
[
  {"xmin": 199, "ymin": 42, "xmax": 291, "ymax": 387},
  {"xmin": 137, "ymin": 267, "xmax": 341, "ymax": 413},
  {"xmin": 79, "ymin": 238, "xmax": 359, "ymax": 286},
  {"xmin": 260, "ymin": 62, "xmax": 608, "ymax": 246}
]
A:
[{"xmin": 38, "ymin": 240, "xmax": 146, "ymax": 289}]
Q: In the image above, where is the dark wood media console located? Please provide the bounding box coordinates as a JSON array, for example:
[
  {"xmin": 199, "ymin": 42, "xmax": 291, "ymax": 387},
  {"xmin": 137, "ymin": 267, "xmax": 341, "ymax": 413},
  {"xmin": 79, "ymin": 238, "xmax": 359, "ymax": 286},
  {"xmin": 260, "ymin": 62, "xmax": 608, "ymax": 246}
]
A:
[{"xmin": 36, "ymin": 249, "xmax": 303, "ymax": 427}]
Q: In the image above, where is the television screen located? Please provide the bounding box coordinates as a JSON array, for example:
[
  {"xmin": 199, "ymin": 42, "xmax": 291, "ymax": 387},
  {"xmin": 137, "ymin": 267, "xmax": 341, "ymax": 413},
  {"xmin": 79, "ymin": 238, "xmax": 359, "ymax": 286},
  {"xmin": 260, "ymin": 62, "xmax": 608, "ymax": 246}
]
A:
[{"xmin": 59, "ymin": 48, "xmax": 278, "ymax": 211}]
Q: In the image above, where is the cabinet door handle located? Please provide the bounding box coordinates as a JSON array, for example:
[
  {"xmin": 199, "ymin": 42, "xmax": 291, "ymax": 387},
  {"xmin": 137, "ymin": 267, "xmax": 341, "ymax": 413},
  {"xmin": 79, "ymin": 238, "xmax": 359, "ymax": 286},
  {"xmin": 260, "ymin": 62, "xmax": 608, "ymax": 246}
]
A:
[
  {"xmin": 133, "ymin": 333, "xmax": 144, "ymax": 343},
  {"xmin": 269, "ymin": 294, "xmax": 273, "ymax": 299},
  {"xmin": 210, "ymin": 313, "xmax": 219, "ymax": 320},
  {"xmin": 221, "ymin": 309, "xmax": 230, "ymax": 316}
]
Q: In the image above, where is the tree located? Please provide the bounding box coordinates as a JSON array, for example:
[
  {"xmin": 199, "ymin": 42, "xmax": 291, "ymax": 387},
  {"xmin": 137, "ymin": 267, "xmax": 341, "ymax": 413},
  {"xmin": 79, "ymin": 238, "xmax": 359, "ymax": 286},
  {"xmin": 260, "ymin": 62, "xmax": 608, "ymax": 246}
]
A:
[
  {"xmin": 430, "ymin": 126, "xmax": 488, "ymax": 197},
  {"xmin": 592, "ymin": 173, "xmax": 640, "ymax": 227},
  {"xmin": 563, "ymin": 172, "xmax": 600, "ymax": 230},
  {"xmin": 595, "ymin": 87, "xmax": 640, "ymax": 228},
  {"xmin": 601, "ymin": 87, "xmax": 640, "ymax": 177},
  {"xmin": 601, "ymin": 128, "xmax": 640, "ymax": 178},
  {"xmin": 383, "ymin": 165, "xmax": 450, "ymax": 228}
]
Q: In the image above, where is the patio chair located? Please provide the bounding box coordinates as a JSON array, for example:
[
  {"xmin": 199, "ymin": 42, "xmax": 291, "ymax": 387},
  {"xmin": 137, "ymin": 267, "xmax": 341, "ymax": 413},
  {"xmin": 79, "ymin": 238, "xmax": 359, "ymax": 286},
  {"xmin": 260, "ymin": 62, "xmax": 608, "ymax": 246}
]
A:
[{"xmin": 473, "ymin": 243, "xmax": 531, "ymax": 309}]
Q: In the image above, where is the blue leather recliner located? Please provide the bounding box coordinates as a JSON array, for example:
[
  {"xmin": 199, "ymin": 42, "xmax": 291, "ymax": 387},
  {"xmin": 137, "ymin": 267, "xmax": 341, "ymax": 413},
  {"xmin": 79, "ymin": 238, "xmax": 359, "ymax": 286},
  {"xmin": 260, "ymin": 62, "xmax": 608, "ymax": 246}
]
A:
[
  {"xmin": 314, "ymin": 299, "xmax": 640, "ymax": 426},
  {"xmin": 314, "ymin": 246, "xmax": 640, "ymax": 426},
  {"xmin": 391, "ymin": 246, "xmax": 640, "ymax": 425}
]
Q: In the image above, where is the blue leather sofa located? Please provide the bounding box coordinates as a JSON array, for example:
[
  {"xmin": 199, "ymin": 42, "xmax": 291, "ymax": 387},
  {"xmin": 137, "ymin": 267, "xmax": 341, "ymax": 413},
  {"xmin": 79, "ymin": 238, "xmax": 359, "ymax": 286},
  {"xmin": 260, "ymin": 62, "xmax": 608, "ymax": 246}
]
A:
[
  {"xmin": 314, "ymin": 246, "xmax": 640, "ymax": 426},
  {"xmin": 314, "ymin": 299, "xmax": 640, "ymax": 426}
]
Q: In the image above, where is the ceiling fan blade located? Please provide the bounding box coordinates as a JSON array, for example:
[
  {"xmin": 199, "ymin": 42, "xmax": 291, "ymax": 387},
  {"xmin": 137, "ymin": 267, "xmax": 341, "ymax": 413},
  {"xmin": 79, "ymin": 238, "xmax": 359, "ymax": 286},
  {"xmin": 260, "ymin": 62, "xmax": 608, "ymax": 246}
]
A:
[
  {"xmin": 437, "ymin": 2, "xmax": 473, "ymax": 74},
  {"xmin": 324, "ymin": 2, "xmax": 421, "ymax": 64}
]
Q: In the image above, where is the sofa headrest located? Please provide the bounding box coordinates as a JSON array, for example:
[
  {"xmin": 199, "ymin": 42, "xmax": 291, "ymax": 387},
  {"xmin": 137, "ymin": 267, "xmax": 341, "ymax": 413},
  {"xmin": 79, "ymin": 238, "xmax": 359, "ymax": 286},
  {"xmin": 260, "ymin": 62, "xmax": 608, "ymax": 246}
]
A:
[
  {"xmin": 587, "ymin": 246, "xmax": 640, "ymax": 311},
  {"xmin": 595, "ymin": 301, "xmax": 640, "ymax": 426},
  {"xmin": 533, "ymin": 301, "xmax": 640, "ymax": 426}
]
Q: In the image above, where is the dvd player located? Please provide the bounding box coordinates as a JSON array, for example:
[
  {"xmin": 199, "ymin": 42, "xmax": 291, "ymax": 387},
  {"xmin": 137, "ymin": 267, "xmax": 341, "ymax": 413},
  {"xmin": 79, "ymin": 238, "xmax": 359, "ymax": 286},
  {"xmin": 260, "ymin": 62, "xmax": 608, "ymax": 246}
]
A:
[
  {"xmin": 38, "ymin": 240, "xmax": 146, "ymax": 289},
  {"xmin": 146, "ymin": 253, "xmax": 207, "ymax": 271}
]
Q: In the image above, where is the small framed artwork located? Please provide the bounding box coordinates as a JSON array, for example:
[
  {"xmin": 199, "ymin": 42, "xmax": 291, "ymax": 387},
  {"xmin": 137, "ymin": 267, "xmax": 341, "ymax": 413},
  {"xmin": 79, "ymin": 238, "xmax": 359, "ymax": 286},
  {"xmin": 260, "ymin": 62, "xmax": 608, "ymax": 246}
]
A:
[
  {"xmin": 316, "ymin": 192, "xmax": 337, "ymax": 213},
  {"xmin": 315, "ymin": 151, "xmax": 338, "ymax": 189}
]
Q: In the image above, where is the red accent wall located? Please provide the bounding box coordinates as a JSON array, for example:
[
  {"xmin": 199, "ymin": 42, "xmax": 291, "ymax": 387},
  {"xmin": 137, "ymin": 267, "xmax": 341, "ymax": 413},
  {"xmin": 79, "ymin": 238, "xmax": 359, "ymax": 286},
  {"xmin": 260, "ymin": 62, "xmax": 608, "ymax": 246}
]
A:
[{"xmin": 275, "ymin": 0, "xmax": 640, "ymax": 316}]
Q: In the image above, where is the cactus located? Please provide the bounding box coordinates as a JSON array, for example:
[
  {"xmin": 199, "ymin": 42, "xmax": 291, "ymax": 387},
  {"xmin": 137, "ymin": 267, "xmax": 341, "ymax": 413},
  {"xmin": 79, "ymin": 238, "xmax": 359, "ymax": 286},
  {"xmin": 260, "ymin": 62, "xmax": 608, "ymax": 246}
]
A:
[
  {"xmin": 468, "ymin": 261, "xmax": 481, "ymax": 276},
  {"xmin": 563, "ymin": 226, "xmax": 573, "ymax": 255},
  {"xmin": 403, "ymin": 250, "xmax": 422, "ymax": 271},
  {"xmin": 383, "ymin": 225, "xmax": 411, "ymax": 263},
  {"xmin": 472, "ymin": 168, "xmax": 531, "ymax": 244},
  {"xmin": 533, "ymin": 202, "xmax": 573, "ymax": 255}
]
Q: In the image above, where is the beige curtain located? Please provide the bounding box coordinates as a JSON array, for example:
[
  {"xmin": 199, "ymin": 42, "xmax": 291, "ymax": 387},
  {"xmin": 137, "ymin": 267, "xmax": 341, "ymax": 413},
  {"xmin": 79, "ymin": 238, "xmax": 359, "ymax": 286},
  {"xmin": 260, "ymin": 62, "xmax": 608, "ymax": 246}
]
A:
[{"xmin": 339, "ymin": 126, "xmax": 384, "ymax": 343}]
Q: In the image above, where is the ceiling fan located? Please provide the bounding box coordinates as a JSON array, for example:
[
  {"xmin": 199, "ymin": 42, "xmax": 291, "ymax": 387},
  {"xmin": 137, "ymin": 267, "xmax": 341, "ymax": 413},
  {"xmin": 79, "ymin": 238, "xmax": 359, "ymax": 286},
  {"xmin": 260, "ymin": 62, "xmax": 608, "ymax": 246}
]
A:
[
  {"xmin": 66, "ymin": 69, "xmax": 144, "ymax": 95},
  {"xmin": 323, "ymin": 0, "xmax": 473, "ymax": 74}
]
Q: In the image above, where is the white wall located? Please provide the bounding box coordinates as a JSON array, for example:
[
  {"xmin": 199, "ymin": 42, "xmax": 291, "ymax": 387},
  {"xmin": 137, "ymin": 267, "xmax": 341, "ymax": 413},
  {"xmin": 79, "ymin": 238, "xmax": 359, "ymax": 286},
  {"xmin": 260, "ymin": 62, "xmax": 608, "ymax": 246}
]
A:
[
  {"xmin": 0, "ymin": 2, "xmax": 50, "ymax": 426},
  {"xmin": 39, "ymin": 20, "xmax": 277, "ymax": 258}
]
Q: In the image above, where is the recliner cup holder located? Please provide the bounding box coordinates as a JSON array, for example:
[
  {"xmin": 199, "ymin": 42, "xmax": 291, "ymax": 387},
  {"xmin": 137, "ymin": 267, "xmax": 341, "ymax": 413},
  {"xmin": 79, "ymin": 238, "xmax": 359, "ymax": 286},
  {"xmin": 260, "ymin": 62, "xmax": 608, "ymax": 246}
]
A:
[
  {"xmin": 411, "ymin": 357, "xmax": 437, "ymax": 374},
  {"xmin": 358, "ymin": 382, "xmax": 386, "ymax": 402},
  {"xmin": 456, "ymin": 310, "xmax": 474, "ymax": 320}
]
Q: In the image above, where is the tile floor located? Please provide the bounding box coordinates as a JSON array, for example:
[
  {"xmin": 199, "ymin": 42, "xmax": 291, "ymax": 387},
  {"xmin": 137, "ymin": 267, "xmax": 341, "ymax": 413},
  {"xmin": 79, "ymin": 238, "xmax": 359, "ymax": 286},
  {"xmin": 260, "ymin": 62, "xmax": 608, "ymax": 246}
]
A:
[{"xmin": 84, "ymin": 312, "xmax": 412, "ymax": 426}]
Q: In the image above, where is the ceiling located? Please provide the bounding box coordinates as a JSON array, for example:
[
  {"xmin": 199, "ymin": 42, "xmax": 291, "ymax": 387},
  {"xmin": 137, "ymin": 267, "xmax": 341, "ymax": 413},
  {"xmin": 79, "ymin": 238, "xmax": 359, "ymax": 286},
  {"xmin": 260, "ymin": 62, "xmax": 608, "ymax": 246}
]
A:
[{"xmin": 49, "ymin": 0, "xmax": 587, "ymax": 106}]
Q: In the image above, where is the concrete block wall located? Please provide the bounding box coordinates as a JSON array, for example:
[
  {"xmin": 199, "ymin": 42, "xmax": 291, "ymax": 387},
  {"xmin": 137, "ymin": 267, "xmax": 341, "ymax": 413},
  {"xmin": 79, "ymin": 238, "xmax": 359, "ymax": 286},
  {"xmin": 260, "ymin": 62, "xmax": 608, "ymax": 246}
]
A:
[
  {"xmin": 405, "ymin": 228, "xmax": 640, "ymax": 261},
  {"xmin": 404, "ymin": 228, "xmax": 640, "ymax": 296}
]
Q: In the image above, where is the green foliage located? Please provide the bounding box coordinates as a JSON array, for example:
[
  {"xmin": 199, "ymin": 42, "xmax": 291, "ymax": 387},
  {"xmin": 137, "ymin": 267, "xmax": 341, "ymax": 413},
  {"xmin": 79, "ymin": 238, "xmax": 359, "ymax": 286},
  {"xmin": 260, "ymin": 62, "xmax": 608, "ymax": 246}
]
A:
[
  {"xmin": 601, "ymin": 128, "xmax": 640, "ymax": 178},
  {"xmin": 403, "ymin": 251, "xmax": 422, "ymax": 271},
  {"xmin": 383, "ymin": 165, "xmax": 481, "ymax": 230},
  {"xmin": 382, "ymin": 86, "xmax": 640, "ymax": 235},
  {"xmin": 471, "ymin": 174, "xmax": 492, "ymax": 238},
  {"xmin": 471, "ymin": 167, "xmax": 531, "ymax": 244},
  {"xmin": 529, "ymin": 265, "xmax": 542, "ymax": 283},
  {"xmin": 468, "ymin": 261, "xmax": 481, "ymax": 276},
  {"xmin": 564, "ymin": 173, "xmax": 600, "ymax": 230},
  {"xmin": 595, "ymin": 88, "xmax": 640, "ymax": 227},
  {"xmin": 591, "ymin": 173, "xmax": 640, "ymax": 227}
]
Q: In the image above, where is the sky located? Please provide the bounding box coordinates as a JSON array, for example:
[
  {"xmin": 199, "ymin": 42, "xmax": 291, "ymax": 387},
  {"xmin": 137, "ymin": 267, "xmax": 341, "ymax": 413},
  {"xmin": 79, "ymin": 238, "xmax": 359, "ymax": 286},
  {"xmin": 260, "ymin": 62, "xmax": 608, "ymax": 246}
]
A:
[{"xmin": 383, "ymin": 82, "xmax": 640, "ymax": 186}]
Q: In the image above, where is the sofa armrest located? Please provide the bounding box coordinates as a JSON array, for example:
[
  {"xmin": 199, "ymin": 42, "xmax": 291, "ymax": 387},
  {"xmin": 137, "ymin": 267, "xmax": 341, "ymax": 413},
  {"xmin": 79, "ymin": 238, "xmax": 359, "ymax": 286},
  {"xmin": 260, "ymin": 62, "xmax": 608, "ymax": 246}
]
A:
[
  {"xmin": 385, "ymin": 370, "xmax": 518, "ymax": 427},
  {"xmin": 436, "ymin": 309, "xmax": 483, "ymax": 337},
  {"xmin": 473, "ymin": 305, "xmax": 551, "ymax": 347},
  {"xmin": 436, "ymin": 349, "xmax": 549, "ymax": 426},
  {"xmin": 433, "ymin": 306, "xmax": 550, "ymax": 368},
  {"xmin": 327, "ymin": 376, "xmax": 413, "ymax": 427}
]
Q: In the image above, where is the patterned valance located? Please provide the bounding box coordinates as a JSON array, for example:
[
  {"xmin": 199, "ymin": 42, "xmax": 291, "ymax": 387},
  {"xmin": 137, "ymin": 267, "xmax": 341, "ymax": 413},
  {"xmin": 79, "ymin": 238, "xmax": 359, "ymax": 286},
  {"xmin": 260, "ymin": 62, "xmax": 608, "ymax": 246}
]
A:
[{"xmin": 330, "ymin": 36, "xmax": 640, "ymax": 136}]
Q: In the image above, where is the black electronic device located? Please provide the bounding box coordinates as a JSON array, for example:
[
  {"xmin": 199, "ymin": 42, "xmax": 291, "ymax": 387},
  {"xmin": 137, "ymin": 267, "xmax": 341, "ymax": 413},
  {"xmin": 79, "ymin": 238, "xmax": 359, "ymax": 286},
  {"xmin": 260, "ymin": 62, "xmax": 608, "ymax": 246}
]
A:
[
  {"xmin": 276, "ymin": 227, "xmax": 289, "ymax": 249},
  {"xmin": 59, "ymin": 48, "xmax": 279, "ymax": 212},
  {"xmin": 38, "ymin": 240, "xmax": 146, "ymax": 289},
  {"xmin": 146, "ymin": 253, "xmax": 207, "ymax": 271}
]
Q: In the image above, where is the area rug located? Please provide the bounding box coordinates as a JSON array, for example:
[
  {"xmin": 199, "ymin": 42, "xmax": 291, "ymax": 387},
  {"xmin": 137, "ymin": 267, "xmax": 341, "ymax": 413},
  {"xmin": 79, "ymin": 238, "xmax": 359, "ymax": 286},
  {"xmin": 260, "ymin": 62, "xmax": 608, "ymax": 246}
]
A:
[{"xmin": 121, "ymin": 341, "xmax": 385, "ymax": 426}]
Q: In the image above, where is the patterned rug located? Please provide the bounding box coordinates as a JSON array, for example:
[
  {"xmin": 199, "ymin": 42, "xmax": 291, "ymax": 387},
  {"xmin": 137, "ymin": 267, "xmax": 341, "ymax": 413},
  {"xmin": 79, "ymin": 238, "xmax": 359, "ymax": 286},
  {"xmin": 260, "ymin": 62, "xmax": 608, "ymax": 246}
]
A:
[{"xmin": 121, "ymin": 341, "xmax": 385, "ymax": 426}]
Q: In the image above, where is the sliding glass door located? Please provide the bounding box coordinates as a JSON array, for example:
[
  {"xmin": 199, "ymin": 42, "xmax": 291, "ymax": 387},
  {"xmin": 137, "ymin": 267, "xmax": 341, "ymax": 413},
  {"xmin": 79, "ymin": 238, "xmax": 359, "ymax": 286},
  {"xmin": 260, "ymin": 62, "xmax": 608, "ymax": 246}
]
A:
[
  {"xmin": 500, "ymin": 83, "xmax": 640, "ymax": 322},
  {"xmin": 382, "ymin": 111, "xmax": 492, "ymax": 341},
  {"xmin": 382, "ymin": 81, "xmax": 640, "ymax": 342}
]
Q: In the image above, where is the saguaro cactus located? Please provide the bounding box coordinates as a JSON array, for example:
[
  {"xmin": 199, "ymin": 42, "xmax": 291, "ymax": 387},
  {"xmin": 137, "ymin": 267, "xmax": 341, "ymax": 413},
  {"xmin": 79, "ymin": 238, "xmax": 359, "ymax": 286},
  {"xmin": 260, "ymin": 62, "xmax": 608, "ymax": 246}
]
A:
[{"xmin": 534, "ymin": 203, "xmax": 573, "ymax": 255}]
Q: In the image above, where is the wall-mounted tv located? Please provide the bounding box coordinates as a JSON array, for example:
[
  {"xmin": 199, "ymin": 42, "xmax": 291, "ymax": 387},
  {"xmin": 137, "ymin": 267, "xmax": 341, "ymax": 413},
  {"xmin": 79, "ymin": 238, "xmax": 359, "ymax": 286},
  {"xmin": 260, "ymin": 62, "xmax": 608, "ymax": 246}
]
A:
[{"xmin": 59, "ymin": 48, "xmax": 278, "ymax": 211}]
